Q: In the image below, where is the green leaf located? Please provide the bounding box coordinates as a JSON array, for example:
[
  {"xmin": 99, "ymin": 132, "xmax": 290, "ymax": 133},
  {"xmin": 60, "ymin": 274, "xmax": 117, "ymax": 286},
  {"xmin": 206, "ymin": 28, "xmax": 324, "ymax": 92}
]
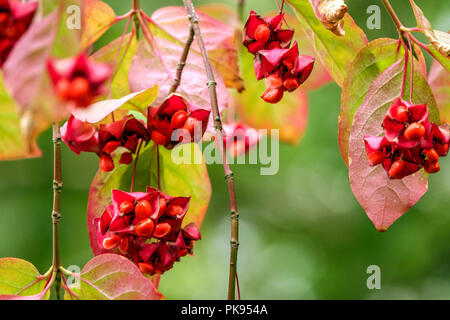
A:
[
  {"xmin": 87, "ymin": 143, "xmax": 211, "ymax": 255},
  {"xmin": 0, "ymin": 258, "xmax": 48, "ymax": 299},
  {"xmin": 287, "ymin": 0, "xmax": 368, "ymax": 87},
  {"xmin": 81, "ymin": 0, "xmax": 117, "ymax": 49},
  {"xmin": 65, "ymin": 254, "xmax": 162, "ymax": 300},
  {"xmin": 92, "ymin": 33, "xmax": 138, "ymax": 98},
  {"xmin": 339, "ymin": 38, "xmax": 426, "ymax": 166},
  {"xmin": 235, "ymin": 48, "xmax": 308, "ymax": 145},
  {"xmin": 0, "ymin": 76, "xmax": 41, "ymax": 160}
]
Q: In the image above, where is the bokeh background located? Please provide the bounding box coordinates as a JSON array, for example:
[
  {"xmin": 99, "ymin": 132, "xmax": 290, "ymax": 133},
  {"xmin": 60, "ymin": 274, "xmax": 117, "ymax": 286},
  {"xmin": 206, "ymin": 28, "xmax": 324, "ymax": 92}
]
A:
[{"xmin": 1, "ymin": 0, "xmax": 449, "ymax": 299}]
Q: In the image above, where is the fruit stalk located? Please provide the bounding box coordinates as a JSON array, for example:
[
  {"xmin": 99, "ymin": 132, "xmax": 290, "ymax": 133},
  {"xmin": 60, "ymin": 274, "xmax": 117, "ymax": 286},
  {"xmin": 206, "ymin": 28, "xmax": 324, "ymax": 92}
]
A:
[{"xmin": 183, "ymin": 0, "xmax": 240, "ymax": 300}]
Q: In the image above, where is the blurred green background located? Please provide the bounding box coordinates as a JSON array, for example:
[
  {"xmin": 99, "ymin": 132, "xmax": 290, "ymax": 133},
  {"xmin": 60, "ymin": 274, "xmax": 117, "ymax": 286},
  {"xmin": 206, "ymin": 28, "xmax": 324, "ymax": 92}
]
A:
[{"xmin": 1, "ymin": 0, "xmax": 449, "ymax": 299}]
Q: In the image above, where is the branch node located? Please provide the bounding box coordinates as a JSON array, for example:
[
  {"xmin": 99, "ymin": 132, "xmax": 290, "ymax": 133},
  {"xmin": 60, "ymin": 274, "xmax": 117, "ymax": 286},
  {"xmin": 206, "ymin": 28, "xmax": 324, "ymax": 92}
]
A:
[
  {"xmin": 53, "ymin": 180, "xmax": 63, "ymax": 192},
  {"xmin": 206, "ymin": 80, "xmax": 217, "ymax": 87},
  {"xmin": 224, "ymin": 172, "xmax": 234, "ymax": 180}
]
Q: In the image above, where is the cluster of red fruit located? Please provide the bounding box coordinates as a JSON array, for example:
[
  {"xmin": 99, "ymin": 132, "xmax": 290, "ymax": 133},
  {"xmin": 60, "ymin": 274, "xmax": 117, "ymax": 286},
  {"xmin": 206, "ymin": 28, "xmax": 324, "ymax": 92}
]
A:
[
  {"xmin": 147, "ymin": 94, "xmax": 210, "ymax": 149},
  {"xmin": 62, "ymin": 114, "xmax": 149, "ymax": 172},
  {"xmin": 364, "ymin": 98, "xmax": 449, "ymax": 179},
  {"xmin": 47, "ymin": 54, "xmax": 112, "ymax": 108},
  {"xmin": 0, "ymin": 0, "xmax": 37, "ymax": 67},
  {"xmin": 95, "ymin": 188, "xmax": 201, "ymax": 275},
  {"xmin": 62, "ymin": 94, "xmax": 210, "ymax": 172},
  {"xmin": 242, "ymin": 11, "xmax": 315, "ymax": 104}
]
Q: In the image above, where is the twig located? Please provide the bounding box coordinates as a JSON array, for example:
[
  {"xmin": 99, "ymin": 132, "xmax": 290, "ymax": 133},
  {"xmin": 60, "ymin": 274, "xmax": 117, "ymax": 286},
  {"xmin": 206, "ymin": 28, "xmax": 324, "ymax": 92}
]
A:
[
  {"xmin": 183, "ymin": 0, "xmax": 240, "ymax": 300},
  {"xmin": 52, "ymin": 122, "xmax": 63, "ymax": 299},
  {"xmin": 169, "ymin": 25, "xmax": 195, "ymax": 94}
]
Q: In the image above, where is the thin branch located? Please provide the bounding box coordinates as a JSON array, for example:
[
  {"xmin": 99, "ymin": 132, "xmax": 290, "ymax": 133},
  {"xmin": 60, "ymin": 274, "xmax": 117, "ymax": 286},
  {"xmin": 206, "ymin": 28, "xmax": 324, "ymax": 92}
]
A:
[
  {"xmin": 169, "ymin": 25, "xmax": 195, "ymax": 94},
  {"xmin": 52, "ymin": 122, "xmax": 63, "ymax": 299},
  {"xmin": 183, "ymin": 0, "xmax": 240, "ymax": 300},
  {"xmin": 381, "ymin": 0, "xmax": 403, "ymax": 32}
]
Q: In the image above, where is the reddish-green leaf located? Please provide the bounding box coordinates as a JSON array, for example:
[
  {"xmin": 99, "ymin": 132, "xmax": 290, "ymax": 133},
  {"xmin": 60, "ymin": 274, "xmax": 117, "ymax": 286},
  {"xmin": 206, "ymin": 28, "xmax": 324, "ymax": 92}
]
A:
[
  {"xmin": 92, "ymin": 33, "xmax": 138, "ymax": 98},
  {"xmin": 0, "ymin": 76, "xmax": 41, "ymax": 160},
  {"xmin": 65, "ymin": 254, "xmax": 162, "ymax": 300},
  {"xmin": 82, "ymin": 0, "xmax": 117, "ymax": 49},
  {"xmin": 71, "ymin": 86, "xmax": 159, "ymax": 123},
  {"xmin": 87, "ymin": 143, "xmax": 211, "ymax": 255},
  {"xmin": 149, "ymin": 6, "xmax": 243, "ymax": 91},
  {"xmin": 128, "ymin": 37, "xmax": 228, "ymax": 132},
  {"xmin": 348, "ymin": 60, "xmax": 439, "ymax": 231},
  {"xmin": 0, "ymin": 258, "xmax": 49, "ymax": 300},
  {"xmin": 429, "ymin": 60, "xmax": 450, "ymax": 124},
  {"xmin": 288, "ymin": 0, "xmax": 368, "ymax": 87},
  {"xmin": 339, "ymin": 38, "xmax": 427, "ymax": 166}
]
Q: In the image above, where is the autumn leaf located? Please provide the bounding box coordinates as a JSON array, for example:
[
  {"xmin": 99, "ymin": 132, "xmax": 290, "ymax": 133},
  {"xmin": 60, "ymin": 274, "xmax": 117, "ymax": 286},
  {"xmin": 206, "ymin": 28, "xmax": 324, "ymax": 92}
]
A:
[
  {"xmin": 348, "ymin": 59, "xmax": 439, "ymax": 231},
  {"xmin": 65, "ymin": 254, "xmax": 162, "ymax": 300}
]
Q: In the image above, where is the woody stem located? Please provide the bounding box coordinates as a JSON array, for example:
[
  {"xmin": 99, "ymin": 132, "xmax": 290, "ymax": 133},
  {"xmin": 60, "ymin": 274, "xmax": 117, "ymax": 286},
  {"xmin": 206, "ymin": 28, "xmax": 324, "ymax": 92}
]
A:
[
  {"xmin": 52, "ymin": 122, "xmax": 63, "ymax": 299},
  {"xmin": 183, "ymin": 0, "xmax": 240, "ymax": 300},
  {"xmin": 169, "ymin": 24, "xmax": 194, "ymax": 94}
]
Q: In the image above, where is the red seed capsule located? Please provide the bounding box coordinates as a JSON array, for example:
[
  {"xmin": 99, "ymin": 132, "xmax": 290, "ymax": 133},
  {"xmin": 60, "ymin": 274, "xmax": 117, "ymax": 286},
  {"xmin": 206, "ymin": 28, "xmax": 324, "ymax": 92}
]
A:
[
  {"xmin": 404, "ymin": 122, "xmax": 425, "ymax": 141},
  {"xmin": 183, "ymin": 117, "xmax": 196, "ymax": 137},
  {"xmin": 99, "ymin": 154, "xmax": 114, "ymax": 172},
  {"xmin": 368, "ymin": 151, "xmax": 387, "ymax": 166},
  {"xmin": 396, "ymin": 105, "xmax": 409, "ymax": 122},
  {"xmin": 283, "ymin": 78, "xmax": 300, "ymax": 91},
  {"xmin": 135, "ymin": 218, "xmax": 154, "ymax": 237},
  {"xmin": 261, "ymin": 87, "xmax": 284, "ymax": 104},
  {"xmin": 167, "ymin": 204, "xmax": 183, "ymax": 217},
  {"xmin": 99, "ymin": 209, "xmax": 112, "ymax": 235},
  {"xmin": 153, "ymin": 223, "xmax": 171, "ymax": 238},
  {"xmin": 389, "ymin": 160, "xmax": 407, "ymax": 179},
  {"xmin": 151, "ymin": 130, "xmax": 167, "ymax": 145},
  {"xmin": 265, "ymin": 74, "xmax": 283, "ymax": 89},
  {"xmin": 119, "ymin": 152, "xmax": 133, "ymax": 165},
  {"xmin": 435, "ymin": 143, "xmax": 449, "ymax": 157},
  {"xmin": 282, "ymin": 58, "xmax": 294, "ymax": 71},
  {"xmin": 424, "ymin": 161, "xmax": 440, "ymax": 174},
  {"xmin": 119, "ymin": 200, "xmax": 134, "ymax": 214},
  {"xmin": 138, "ymin": 262, "xmax": 154, "ymax": 274},
  {"xmin": 135, "ymin": 199, "xmax": 152, "ymax": 221},
  {"xmin": 423, "ymin": 148, "xmax": 439, "ymax": 163},
  {"xmin": 55, "ymin": 78, "xmax": 71, "ymax": 100},
  {"xmin": 159, "ymin": 198, "xmax": 167, "ymax": 215},
  {"xmin": 254, "ymin": 24, "xmax": 270, "ymax": 43},
  {"xmin": 118, "ymin": 237, "xmax": 129, "ymax": 254},
  {"xmin": 103, "ymin": 141, "xmax": 120, "ymax": 154},
  {"xmin": 102, "ymin": 235, "xmax": 121, "ymax": 249},
  {"xmin": 68, "ymin": 77, "xmax": 90, "ymax": 100},
  {"xmin": 171, "ymin": 110, "xmax": 189, "ymax": 129}
]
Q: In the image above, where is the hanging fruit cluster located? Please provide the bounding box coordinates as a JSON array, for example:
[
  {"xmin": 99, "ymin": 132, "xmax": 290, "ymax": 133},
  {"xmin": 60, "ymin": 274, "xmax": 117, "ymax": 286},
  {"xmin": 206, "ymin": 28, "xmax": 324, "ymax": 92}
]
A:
[
  {"xmin": 0, "ymin": 0, "xmax": 37, "ymax": 67},
  {"xmin": 242, "ymin": 10, "xmax": 315, "ymax": 103},
  {"xmin": 96, "ymin": 188, "xmax": 201, "ymax": 275},
  {"xmin": 364, "ymin": 98, "xmax": 449, "ymax": 179}
]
